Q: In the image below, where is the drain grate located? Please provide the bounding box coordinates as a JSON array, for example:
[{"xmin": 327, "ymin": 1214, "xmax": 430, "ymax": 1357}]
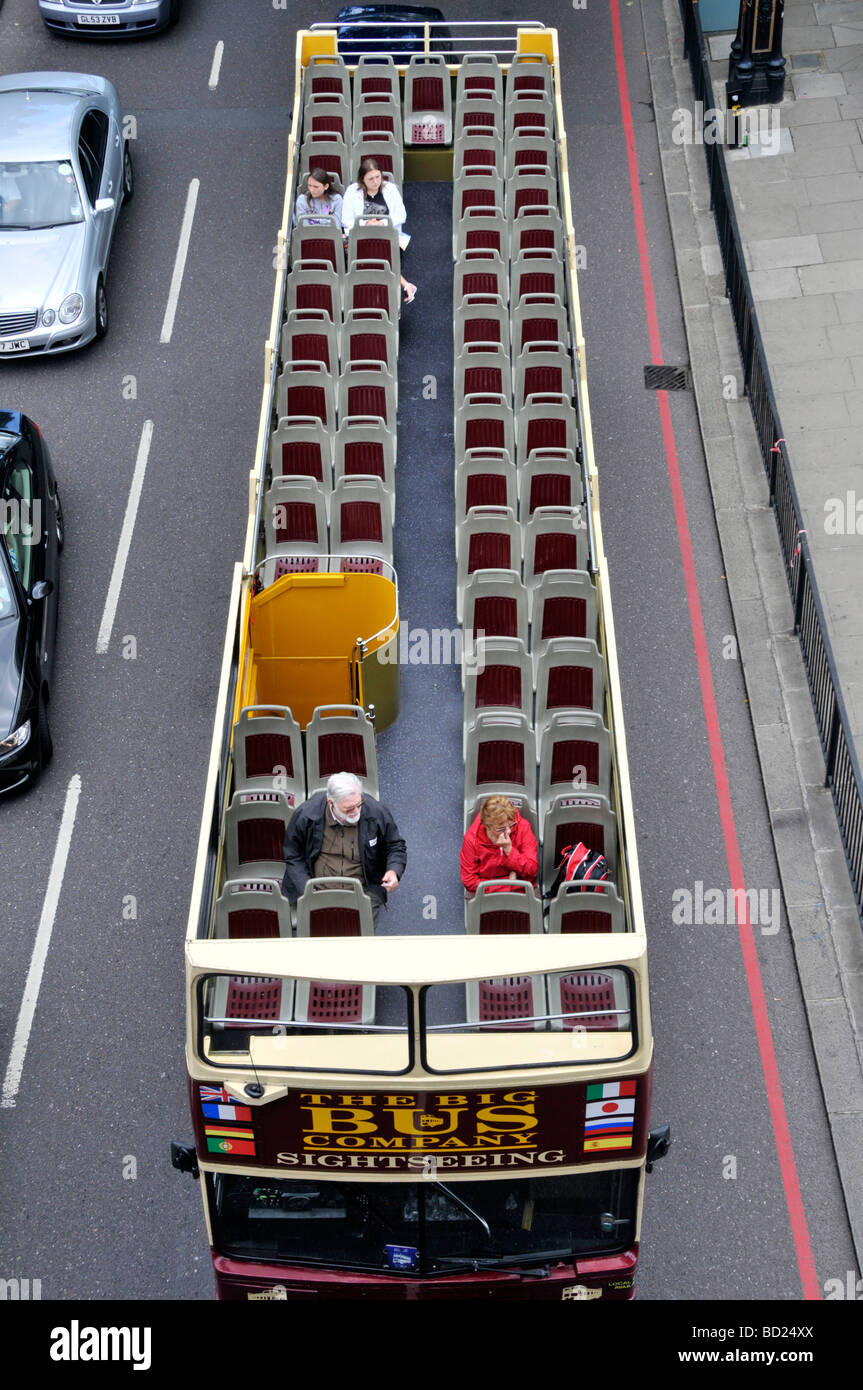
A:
[{"xmin": 644, "ymin": 364, "xmax": 690, "ymax": 391}]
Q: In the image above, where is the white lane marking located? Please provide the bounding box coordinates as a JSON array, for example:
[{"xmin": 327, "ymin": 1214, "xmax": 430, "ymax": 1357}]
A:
[
  {"xmin": 208, "ymin": 41, "xmax": 224, "ymax": 90},
  {"xmin": 2, "ymin": 775, "xmax": 82, "ymax": 1108},
  {"xmin": 160, "ymin": 177, "xmax": 199, "ymax": 344},
  {"xmin": 95, "ymin": 420, "xmax": 153, "ymax": 654}
]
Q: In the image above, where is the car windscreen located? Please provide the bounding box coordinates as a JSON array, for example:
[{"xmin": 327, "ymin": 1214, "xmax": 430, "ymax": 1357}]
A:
[
  {"xmin": 207, "ymin": 1169, "xmax": 639, "ymax": 1274},
  {"xmin": 0, "ymin": 161, "xmax": 83, "ymax": 229}
]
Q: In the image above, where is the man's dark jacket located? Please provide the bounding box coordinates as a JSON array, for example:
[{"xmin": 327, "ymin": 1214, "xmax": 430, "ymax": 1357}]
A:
[{"xmin": 281, "ymin": 790, "xmax": 407, "ymax": 906}]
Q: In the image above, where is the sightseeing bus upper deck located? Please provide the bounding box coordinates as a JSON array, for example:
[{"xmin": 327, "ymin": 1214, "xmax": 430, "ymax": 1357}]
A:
[{"xmin": 173, "ymin": 16, "xmax": 668, "ymax": 1300}]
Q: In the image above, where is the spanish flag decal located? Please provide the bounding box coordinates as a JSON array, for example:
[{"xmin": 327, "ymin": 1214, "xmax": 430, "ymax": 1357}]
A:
[{"xmin": 583, "ymin": 1080, "xmax": 636, "ymax": 1152}]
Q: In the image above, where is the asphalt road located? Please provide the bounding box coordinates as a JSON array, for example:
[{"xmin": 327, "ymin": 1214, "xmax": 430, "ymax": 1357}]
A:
[{"xmin": 0, "ymin": 0, "xmax": 856, "ymax": 1303}]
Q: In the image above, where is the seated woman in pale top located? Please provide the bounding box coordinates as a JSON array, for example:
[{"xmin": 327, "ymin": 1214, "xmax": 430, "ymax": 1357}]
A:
[{"xmin": 341, "ymin": 158, "xmax": 417, "ymax": 304}]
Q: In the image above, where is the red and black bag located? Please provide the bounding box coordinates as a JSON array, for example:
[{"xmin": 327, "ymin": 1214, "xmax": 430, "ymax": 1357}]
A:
[{"xmin": 549, "ymin": 841, "xmax": 609, "ymax": 898}]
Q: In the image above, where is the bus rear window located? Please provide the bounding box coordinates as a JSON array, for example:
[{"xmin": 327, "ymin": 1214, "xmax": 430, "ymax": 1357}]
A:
[
  {"xmin": 198, "ymin": 974, "xmax": 412, "ymax": 1074},
  {"xmin": 421, "ymin": 968, "xmax": 635, "ymax": 1072}
]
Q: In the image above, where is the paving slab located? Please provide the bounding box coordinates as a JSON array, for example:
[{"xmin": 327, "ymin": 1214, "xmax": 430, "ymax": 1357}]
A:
[
  {"xmin": 804, "ymin": 171, "xmax": 863, "ymax": 200},
  {"xmin": 824, "ymin": 44, "xmax": 863, "ymax": 74},
  {"xmin": 776, "ymin": 143, "xmax": 858, "ymax": 176},
  {"xmin": 818, "ymin": 227, "xmax": 863, "ymax": 259},
  {"xmin": 827, "ymin": 319, "xmax": 863, "ymax": 351},
  {"xmin": 748, "ymin": 234, "xmax": 824, "ymax": 269},
  {"xmin": 838, "ymin": 293, "xmax": 863, "ymax": 321},
  {"xmin": 799, "ymin": 258, "xmax": 863, "ymax": 292},
  {"xmin": 750, "ymin": 266, "xmax": 805, "ymax": 299},
  {"xmin": 816, "ymin": 2, "xmax": 863, "ymax": 22},
  {"xmin": 790, "ymin": 118, "xmax": 862, "ymax": 146},
  {"xmin": 784, "ymin": 25, "xmax": 838, "ymax": 49},
  {"xmin": 780, "ymin": 393, "xmax": 852, "ymax": 429},
  {"xmin": 758, "ymin": 293, "xmax": 841, "ymax": 331},
  {"xmin": 798, "ymin": 196, "xmax": 863, "ymax": 230},
  {"xmin": 793, "ymin": 72, "xmax": 849, "ymax": 98},
  {"xmin": 779, "ymin": 358, "xmax": 857, "ymax": 392}
]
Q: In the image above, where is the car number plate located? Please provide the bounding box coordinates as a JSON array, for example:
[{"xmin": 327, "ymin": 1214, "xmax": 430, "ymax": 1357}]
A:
[
  {"xmin": 77, "ymin": 13, "xmax": 121, "ymax": 24},
  {"xmin": 0, "ymin": 340, "xmax": 29, "ymax": 352}
]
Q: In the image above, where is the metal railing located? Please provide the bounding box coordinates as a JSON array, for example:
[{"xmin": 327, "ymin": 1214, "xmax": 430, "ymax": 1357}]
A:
[
  {"xmin": 679, "ymin": 0, "xmax": 863, "ymax": 916},
  {"xmin": 309, "ymin": 19, "xmax": 546, "ymax": 62}
]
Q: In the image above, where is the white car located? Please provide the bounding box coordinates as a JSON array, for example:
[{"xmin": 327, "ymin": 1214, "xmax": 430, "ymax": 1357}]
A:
[{"xmin": 0, "ymin": 73, "xmax": 132, "ymax": 357}]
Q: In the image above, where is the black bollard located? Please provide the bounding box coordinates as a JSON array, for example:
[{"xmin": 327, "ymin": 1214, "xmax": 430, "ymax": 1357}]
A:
[{"xmin": 727, "ymin": 0, "xmax": 786, "ymax": 108}]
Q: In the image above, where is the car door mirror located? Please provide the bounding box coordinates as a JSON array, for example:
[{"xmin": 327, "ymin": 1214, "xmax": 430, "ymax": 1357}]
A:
[
  {"xmin": 31, "ymin": 580, "xmax": 54, "ymax": 602},
  {"xmin": 94, "ymin": 197, "xmax": 116, "ymax": 215}
]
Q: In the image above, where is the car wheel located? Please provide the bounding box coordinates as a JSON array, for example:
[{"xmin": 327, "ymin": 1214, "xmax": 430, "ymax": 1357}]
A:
[
  {"xmin": 54, "ymin": 487, "xmax": 64, "ymax": 553},
  {"xmin": 95, "ymin": 277, "xmax": 109, "ymax": 340},
  {"xmin": 122, "ymin": 144, "xmax": 134, "ymax": 204},
  {"xmin": 169, "ymin": 0, "xmax": 180, "ymax": 25},
  {"xmin": 39, "ymin": 703, "xmax": 53, "ymax": 769}
]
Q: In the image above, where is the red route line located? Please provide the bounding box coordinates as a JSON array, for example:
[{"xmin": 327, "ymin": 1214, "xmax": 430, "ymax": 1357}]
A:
[{"xmin": 608, "ymin": 0, "xmax": 819, "ymax": 1299}]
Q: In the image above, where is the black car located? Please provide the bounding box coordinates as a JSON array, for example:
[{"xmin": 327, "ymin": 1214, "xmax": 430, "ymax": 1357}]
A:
[
  {"xmin": 334, "ymin": 5, "xmax": 452, "ymax": 62},
  {"xmin": 0, "ymin": 411, "xmax": 62, "ymax": 793}
]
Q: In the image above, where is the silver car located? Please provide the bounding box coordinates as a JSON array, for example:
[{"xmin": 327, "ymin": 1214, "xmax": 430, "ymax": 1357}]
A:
[
  {"xmin": 38, "ymin": 0, "xmax": 178, "ymax": 38},
  {"xmin": 0, "ymin": 73, "xmax": 132, "ymax": 357}
]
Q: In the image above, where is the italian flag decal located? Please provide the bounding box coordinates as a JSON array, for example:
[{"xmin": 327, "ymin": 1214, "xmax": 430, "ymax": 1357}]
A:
[{"xmin": 583, "ymin": 1080, "xmax": 637, "ymax": 1152}]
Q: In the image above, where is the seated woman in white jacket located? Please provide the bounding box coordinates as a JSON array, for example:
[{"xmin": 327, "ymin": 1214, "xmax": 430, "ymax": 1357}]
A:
[{"xmin": 342, "ymin": 158, "xmax": 417, "ymax": 304}]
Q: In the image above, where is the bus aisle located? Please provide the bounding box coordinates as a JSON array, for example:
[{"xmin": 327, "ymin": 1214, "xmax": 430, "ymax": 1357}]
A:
[{"xmin": 374, "ymin": 180, "xmax": 463, "ymax": 941}]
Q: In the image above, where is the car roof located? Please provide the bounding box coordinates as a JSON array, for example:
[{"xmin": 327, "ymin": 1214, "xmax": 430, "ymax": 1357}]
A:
[
  {"xmin": 336, "ymin": 5, "xmax": 447, "ymax": 18},
  {"xmin": 0, "ymin": 74, "xmax": 112, "ymax": 164}
]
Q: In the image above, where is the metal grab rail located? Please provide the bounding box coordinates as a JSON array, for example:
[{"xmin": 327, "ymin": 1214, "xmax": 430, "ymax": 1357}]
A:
[
  {"xmin": 309, "ymin": 19, "xmax": 547, "ymax": 60},
  {"xmin": 252, "ymin": 552, "xmax": 399, "ymax": 651},
  {"xmin": 679, "ymin": 0, "xmax": 863, "ymax": 917}
]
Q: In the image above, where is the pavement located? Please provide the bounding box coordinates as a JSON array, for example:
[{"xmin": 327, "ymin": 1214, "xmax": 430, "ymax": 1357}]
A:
[{"xmin": 644, "ymin": 0, "xmax": 863, "ymax": 1268}]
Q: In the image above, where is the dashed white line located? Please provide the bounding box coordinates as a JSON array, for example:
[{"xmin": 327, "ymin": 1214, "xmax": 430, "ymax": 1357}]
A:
[
  {"xmin": 95, "ymin": 419, "xmax": 153, "ymax": 655},
  {"xmin": 160, "ymin": 177, "xmax": 199, "ymax": 344},
  {"xmin": 2, "ymin": 775, "xmax": 82, "ymax": 1108},
  {"xmin": 208, "ymin": 40, "xmax": 225, "ymax": 90}
]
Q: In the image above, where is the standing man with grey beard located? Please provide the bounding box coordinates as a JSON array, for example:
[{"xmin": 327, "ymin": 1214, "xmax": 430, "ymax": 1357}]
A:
[{"xmin": 281, "ymin": 772, "xmax": 406, "ymax": 926}]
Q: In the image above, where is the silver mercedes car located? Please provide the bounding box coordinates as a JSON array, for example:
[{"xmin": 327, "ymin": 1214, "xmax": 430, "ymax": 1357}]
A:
[
  {"xmin": 0, "ymin": 73, "xmax": 132, "ymax": 358},
  {"xmin": 38, "ymin": 0, "xmax": 178, "ymax": 38}
]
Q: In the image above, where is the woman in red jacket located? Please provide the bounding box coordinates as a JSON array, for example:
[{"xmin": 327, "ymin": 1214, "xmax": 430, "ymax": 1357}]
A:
[{"xmin": 460, "ymin": 795, "xmax": 538, "ymax": 895}]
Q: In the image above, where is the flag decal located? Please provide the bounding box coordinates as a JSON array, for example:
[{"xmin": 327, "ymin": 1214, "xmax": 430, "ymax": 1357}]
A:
[{"xmin": 583, "ymin": 1081, "xmax": 637, "ymax": 1152}]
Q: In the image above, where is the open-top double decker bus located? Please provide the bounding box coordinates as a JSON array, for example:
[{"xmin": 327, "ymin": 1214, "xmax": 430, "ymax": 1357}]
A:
[{"xmin": 173, "ymin": 16, "xmax": 669, "ymax": 1301}]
